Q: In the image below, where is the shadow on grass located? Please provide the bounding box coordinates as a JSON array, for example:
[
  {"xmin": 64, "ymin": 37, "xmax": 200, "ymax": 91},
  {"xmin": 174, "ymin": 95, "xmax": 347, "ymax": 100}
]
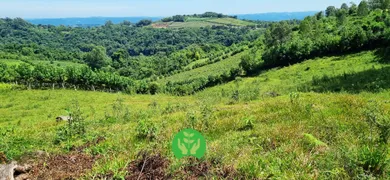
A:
[
  {"xmin": 374, "ymin": 47, "xmax": 390, "ymax": 64},
  {"xmin": 300, "ymin": 66, "xmax": 390, "ymax": 93}
]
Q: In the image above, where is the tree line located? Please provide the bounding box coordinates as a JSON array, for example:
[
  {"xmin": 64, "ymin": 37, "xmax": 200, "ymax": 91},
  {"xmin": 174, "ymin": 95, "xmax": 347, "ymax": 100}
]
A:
[
  {"xmin": 0, "ymin": 62, "xmax": 163, "ymax": 94},
  {"xmin": 240, "ymin": 0, "xmax": 390, "ymax": 74}
]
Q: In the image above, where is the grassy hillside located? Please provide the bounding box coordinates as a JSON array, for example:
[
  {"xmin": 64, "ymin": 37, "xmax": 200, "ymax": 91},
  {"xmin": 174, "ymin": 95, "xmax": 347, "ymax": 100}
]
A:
[
  {"xmin": 0, "ymin": 59, "xmax": 85, "ymax": 67},
  {"xmin": 205, "ymin": 18, "xmax": 255, "ymax": 26},
  {"xmin": 159, "ymin": 51, "xmax": 246, "ymax": 84},
  {"xmin": 198, "ymin": 50, "xmax": 390, "ymax": 103},
  {"xmin": 1, "ymin": 50, "xmax": 390, "ymax": 179},
  {"xmin": 152, "ymin": 17, "xmax": 256, "ymax": 28}
]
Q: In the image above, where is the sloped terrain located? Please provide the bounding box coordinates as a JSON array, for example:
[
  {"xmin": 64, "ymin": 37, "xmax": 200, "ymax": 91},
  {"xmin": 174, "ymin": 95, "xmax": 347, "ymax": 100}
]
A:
[{"xmin": 1, "ymin": 50, "xmax": 390, "ymax": 179}]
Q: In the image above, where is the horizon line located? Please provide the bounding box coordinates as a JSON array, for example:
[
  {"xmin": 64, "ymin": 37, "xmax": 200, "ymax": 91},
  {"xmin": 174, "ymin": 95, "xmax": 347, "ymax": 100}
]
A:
[{"xmin": 3, "ymin": 10, "xmax": 320, "ymax": 20}]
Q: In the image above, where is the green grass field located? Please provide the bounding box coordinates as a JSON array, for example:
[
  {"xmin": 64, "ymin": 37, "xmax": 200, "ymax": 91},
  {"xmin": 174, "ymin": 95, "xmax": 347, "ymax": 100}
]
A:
[
  {"xmin": 183, "ymin": 58, "xmax": 209, "ymax": 70},
  {"xmin": 1, "ymin": 50, "xmax": 390, "ymax": 179},
  {"xmin": 205, "ymin": 18, "xmax": 256, "ymax": 26},
  {"xmin": 0, "ymin": 59, "xmax": 85, "ymax": 67},
  {"xmin": 198, "ymin": 51, "xmax": 390, "ymax": 103},
  {"xmin": 159, "ymin": 51, "xmax": 246, "ymax": 84},
  {"xmin": 168, "ymin": 21, "xmax": 219, "ymax": 28}
]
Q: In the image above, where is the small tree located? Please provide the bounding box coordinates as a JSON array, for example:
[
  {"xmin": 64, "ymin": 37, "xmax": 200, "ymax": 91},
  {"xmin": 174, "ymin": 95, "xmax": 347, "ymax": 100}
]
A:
[
  {"xmin": 148, "ymin": 82, "xmax": 160, "ymax": 95},
  {"xmin": 136, "ymin": 19, "xmax": 152, "ymax": 27},
  {"xmin": 239, "ymin": 54, "xmax": 260, "ymax": 75},
  {"xmin": 84, "ymin": 46, "xmax": 111, "ymax": 69}
]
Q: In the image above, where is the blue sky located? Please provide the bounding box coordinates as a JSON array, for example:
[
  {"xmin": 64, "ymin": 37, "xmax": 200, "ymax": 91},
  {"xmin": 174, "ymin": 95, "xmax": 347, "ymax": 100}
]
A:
[{"xmin": 0, "ymin": 0, "xmax": 361, "ymax": 18}]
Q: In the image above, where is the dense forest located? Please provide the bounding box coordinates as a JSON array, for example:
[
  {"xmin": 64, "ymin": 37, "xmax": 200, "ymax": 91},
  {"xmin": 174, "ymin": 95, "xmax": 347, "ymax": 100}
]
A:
[
  {"xmin": 230, "ymin": 1, "xmax": 390, "ymax": 76},
  {"xmin": 0, "ymin": 1, "xmax": 390, "ymax": 95},
  {"xmin": 0, "ymin": 16, "xmax": 260, "ymax": 79}
]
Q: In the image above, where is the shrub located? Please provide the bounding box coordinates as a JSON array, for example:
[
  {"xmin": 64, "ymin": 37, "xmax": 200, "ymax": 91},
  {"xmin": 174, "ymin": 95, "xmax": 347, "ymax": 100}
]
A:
[
  {"xmin": 148, "ymin": 82, "xmax": 160, "ymax": 95},
  {"xmin": 136, "ymin": 118, "xmax": 158, "ymax": 140},
  {"xmin": 54, "ymin": 100, "xmax": 86, "ymax": 145},
  {"xmin": 239, "ymin": 117, "xmax": 255, "ymax": 131}
]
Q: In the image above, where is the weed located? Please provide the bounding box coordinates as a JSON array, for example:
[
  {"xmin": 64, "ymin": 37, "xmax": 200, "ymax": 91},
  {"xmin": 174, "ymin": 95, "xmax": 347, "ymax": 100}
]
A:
[
  {"xmin": 228, "ymin": 90, "xmax": 240, "ymax": 104},
  {"xmin": 185, "ymin": 111, "xmax": 198, "ymax": 129},
  {"xmin": 357, "ymin": 145, "xmax": 389, "ymax": 177},
  {"xmin": 200, "ymin": 103, "xmax": 213, "ymax": 130},
  {"xmin": 239, "ymin": 117, "xmax": 255, "ymax": 131},
  {"xmin": 364, "ymin": 102, "xmax": 390, "ymax": 144},
  {"xmin": 342, "ymin": 102, "xmax": 390, "ymax": 178},
  {"xmin": 103, "ymin": 97, "xmax": 131, "ymax": 122},
  {"xmin": 162, "ymin": 102, "xmax": 188, "ymax": 114},
  {"xmin": 148, "ymin": 100, "xmax": 159, "ymax": 109},
  {"xmin": 136, "ymin": 118, "xmax": 158, "ymax": 140},
  {"xmin": 302, "ymin": 133, "xmax": 327, "ymax": 151},
  {"xmin": 54, "ymin": 100, "xmax": 86, "ymax": 145},
  {"xmin": 289, "ymin": 92, "xmax": 300, "ymax": 104}
]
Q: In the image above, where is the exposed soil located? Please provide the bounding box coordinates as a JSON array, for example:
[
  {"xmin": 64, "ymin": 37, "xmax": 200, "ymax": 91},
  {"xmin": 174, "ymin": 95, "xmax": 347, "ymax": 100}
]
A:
[
  {"xmin": 23, "ymin": 137, "xmax": 105, "ymax": 179},
  {"xmin": 28, "ymin": 153, "xmax": 98, "ymax": 179},
  {"xmin": 11, "ymin": 136, "xmax": 245, "ymax": 179},
  {"xmin": 151, "ymin": 23, "xmax": 170, "ymax": 28},
  {"xmin": 0, "ymin": 152, "xmax": 7, "ymax": 164},
  {"xmin": 125, "ymin": 151, "xmax": 170, "ymax": 180},
  {"xmin": 120, "ymin": 152, "xmax": 244, "ymax": 179}
]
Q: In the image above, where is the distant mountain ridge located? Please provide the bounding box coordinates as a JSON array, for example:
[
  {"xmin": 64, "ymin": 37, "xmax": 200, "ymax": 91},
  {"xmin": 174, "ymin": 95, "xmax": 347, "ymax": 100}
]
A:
[
  {"xmin": 26, "ymin": 17, "xmax": 163, "ymax": 27},
  {"xmin": 236, "ymin": 11, "xmax": 318, "ymax": 21},
  {"xmin": 25, "ymin": 11, "xmax": 318, "ymax": 26}
]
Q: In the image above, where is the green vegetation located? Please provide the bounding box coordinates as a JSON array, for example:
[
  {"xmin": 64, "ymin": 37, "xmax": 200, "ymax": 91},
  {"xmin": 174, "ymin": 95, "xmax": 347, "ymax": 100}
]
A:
[
  {"xmin": 154, "ymin": 17, "xmax": 256, "ymax": 28},
  {"xmin": 206, "ymin": 18, "xmax": 256, "ymax": 26},
  {"xmin": 159, "ymin": 48, "xmax": 249, "ymax": 95},
  {"xmin": 1, "ymin": 1, "xmax": 390, "ymax": 179},
  {"xmin": 0, "ymin": 17, "xmax": 260, "ymax": 80},
  {"xmin": 260, "ymin": 3, "xmax": 390, "ymax": 70},
  {"xmin": 2, "ymin": 49, "xmax": 390, "ymax": 178},
  {"xmin": 198, "ymin": 50, "xmax": 390, "ymax": 103}
]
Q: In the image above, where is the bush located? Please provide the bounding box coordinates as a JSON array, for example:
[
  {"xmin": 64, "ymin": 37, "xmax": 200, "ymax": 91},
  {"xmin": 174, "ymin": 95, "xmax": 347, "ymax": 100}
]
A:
[
  {"xmin": 136, "ymin": 19, "xmax": 152, "ymax": 27},
  {"xmin": 148, "ymin": 82, "xmax": 160, "ymax": 95},
  {"xmin": 54, "ymin": 100, "xmax": 86, "ymax": 145},
  {"xmin": 239, "ymin": 54, "xmax": 261, "ymax": 75},
  {"xmin": 136, "ymin": 118, "xmax": 158, "ymax": 140}
]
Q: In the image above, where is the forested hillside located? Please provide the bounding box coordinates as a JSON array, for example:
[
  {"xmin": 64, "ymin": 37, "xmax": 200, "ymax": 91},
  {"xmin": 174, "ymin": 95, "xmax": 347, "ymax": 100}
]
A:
[
  {"xmin": 1, "ymin": 2, "xmax": 390, "ymax": 95},
  {"xmin": 2, "ymin": 0, "xmax": 390, "ymax": 179}
]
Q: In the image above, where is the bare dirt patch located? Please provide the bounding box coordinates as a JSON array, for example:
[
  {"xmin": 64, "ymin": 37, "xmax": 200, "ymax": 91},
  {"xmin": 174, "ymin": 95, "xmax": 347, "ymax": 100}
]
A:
[
  {"xmin": 121, "ymin": 152, "xmax": 243, "ymax": 179},
  {"xmin": 151, "ymin": 23, "xmax": 170, "ymax": 28},
  {"xmin": 20, "ymin": 137, "xmax": 105, "ymax": 179},
  {"xmin": 0, "ymin": 152, "xmax": 7, "ymax": 164},
  {"xmin": 125, "ymin": 151, "xmax": 170, "ymax": 180},
  {"xmin": 28, "ymin": 153, "xmax": 99, "ymax": 179}
]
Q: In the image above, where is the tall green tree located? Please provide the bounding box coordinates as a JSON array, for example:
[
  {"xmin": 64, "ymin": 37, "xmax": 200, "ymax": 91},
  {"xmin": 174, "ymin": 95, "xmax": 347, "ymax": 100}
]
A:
[
  {"xmin": 341, "ymin": 3, "xmax": 349, "ymax": 10},
  {"xmin": 368, "ymin": 0, "xmax": 390, "ymax": 9},
  {"xmin": 264, "ymin": 21, "xmax": 292, "ymax": 47},
  {"xmin": 315, "ymin": 11, "xmax": 324, "ymax": 20},
  {"xmin": 358, "ymin": 0, "xmax": 370, "ymax": 16},
  {"xmin": 299, "ymin": 17, "xmax": 312, "ymax": 35},
  {"xmin": 337, "ymin": 9, "xmax": 348, "ymax": 25},
  {"xmin": 349, "ymin": 2, "xmax": 358, "ymax": 15},
  {"xmin": 326, "ymin": 6, "xmax": 337, "ymax": 17},
  {"xmin": 84, "ymin": 46, "xmax": 111, "ymax": 69}
]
